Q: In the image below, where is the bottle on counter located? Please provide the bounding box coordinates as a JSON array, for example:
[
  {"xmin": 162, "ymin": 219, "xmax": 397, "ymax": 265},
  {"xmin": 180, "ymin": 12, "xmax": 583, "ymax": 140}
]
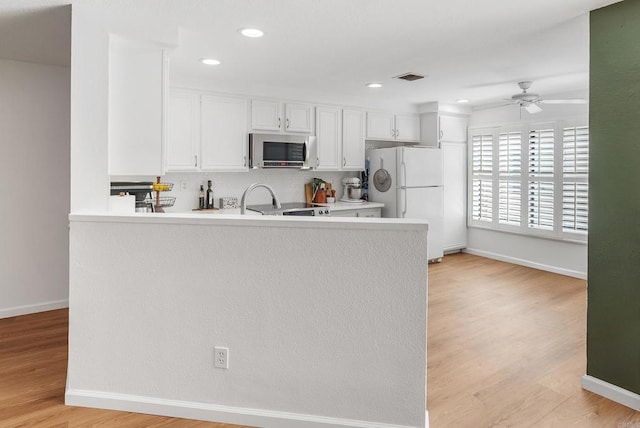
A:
[
  {"xmin": 206, "ymin": 180, "xmax": 214, "ymax": 209},
  {"xmin": 199, "ymin": 185, "xmax": 205, "ymax": 209}
]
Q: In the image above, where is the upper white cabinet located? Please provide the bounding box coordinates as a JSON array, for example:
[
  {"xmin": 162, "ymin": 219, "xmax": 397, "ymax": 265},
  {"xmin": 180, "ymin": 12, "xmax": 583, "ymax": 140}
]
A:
[
  {"xmin": 315, "ymin": 107, "xmax": 365, "ymax": 171},
  {"xmin": 200, "ymin": 95, "xmax": 248, "ymax": 171},
  {"xmin": 108, "ymin": 35, "xmax": 166, "ymax": 176},
  {"xmin": 316, "ymin": 106, "xmax": 342, "ymax": 170},
  {"xmin": 251, "ymin": 100, "xmax": 314, "ymax": 134},
  {"xmin": 166, "ymin": 91, "xmax": 199, "ymax": 172},
  {"xmin": 342, "ymin": 109, "xmax": 365, "ymax": 170},
  {"xmin": 166, "ymin": 91, "xmax": 248, "ymax": 172},
  {"xmin": 366, "ymin": 112, "xmax": 420, "ymax": 142},
  {"xmin": 420, "ymin": 112, "xmax": 468, "ymax": 146}
]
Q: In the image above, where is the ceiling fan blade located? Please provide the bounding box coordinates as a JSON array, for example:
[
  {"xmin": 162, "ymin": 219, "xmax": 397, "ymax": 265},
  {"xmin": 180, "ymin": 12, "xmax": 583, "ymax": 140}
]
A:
[
  {"xmin": 473, "ymin": 101, "xmax": 516, "ymax": 111},
  {"xmin": 524, "ymin": 103, "xmax": 543, "ymax": 114},
  {"xmin": 539, "ymin": 98, "xmax": 587, "ymax": 105}
]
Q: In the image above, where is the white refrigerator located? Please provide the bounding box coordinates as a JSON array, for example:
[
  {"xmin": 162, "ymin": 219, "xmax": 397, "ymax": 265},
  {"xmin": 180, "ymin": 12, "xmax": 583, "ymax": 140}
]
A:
[{"xmin": 367, "ymin": 146, "xmax": 444, "ymax": 261}]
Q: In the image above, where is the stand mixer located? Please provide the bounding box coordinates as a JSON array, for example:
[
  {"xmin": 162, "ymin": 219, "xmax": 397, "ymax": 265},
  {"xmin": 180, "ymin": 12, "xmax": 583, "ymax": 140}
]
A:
[{"xmin": 341, "ymin": 177, "xmax": 363, "ymax": 202}]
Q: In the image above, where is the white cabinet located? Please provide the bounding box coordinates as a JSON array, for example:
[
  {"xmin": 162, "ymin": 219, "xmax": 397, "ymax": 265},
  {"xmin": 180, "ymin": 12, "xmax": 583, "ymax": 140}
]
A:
[
  {"xmin": 315, "ymin": 107, "xmax": 365, "ymax": 171},
  {"xmin": 108, "ymin": 35, "xmax": 166, "ymax": 176},
  {"xmin": 166, "ymin": 92, "xmax": 248, "ymax": 172},
  {"xmin": 316, "ymin": 106, "xmax": 342, "ymax": 170},
  {"xmin": 331, "ymin": 207, "xmax": 381, "ymax": 218},
  {"xmin": 420, "ymin": 112, "xmax": 468, "ymax": 146},
  {"xmin": 166, "ymin": 91, "xmax": 199, "ymax": 172},
  {"xmin": 342, "ymin": 109, "xmax": 365, "ymax": 170},
  {"xmin": 366, "ymin": 112, "xmax": 420, "ymax": 142},
  {"xmin": 200, "ymin": 95, "xmax": 248, "ymax": 171},
  {"xmin": 250, "ymin": 100, "xmax": 314, "ymax": 133},
  {"xmin": 442, "ymin": 141, "xmax": 467, "ymax": 252}
]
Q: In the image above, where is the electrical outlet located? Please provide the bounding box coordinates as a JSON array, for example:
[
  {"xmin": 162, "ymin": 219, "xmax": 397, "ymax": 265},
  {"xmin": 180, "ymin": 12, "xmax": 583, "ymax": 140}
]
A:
[
  {"xmin": 180, "ymin": 180, "xmax": 188, "ymax": 191},
  {"xmin": 214, "ymin": 346, "xmax": 229, "ymax": 369}
]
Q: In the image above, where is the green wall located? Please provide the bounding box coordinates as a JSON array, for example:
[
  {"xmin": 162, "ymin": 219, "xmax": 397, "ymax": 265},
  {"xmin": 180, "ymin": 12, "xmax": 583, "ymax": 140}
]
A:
[{"xmin": 588, "ymin": 0, "xmax": 640, "ymax": 395}]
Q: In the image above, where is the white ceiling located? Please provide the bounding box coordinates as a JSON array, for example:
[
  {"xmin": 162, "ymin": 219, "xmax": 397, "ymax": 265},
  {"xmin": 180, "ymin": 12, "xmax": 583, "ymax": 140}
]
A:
[{"xmin": 0, "ymin": 0, "xmax": 623, "ymax": 108}]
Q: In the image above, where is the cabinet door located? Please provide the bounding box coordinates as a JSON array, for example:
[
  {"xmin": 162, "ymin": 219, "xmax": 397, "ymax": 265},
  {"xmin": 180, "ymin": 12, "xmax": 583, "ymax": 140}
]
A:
[
  {"xmin": 316, "ymin": 106, "xmax": 342, "ymax": 170},
  {"xmin": 285, "ymin": 103, "xmax": 314, "ymax": 133},
  {"xmin": 343, "ymin": 109, "xmax": 365, "ymax": 170},
  {"xmin": 442, "ymin": 142, "xmax": 467, "ymax": 251},
  {"xmin": 251, "ymin": 100, "xmax": 282, "ymax": 132},
  {"xmin": 330, "ymin": 210, "xmax": 358, "ymax": 217},
  {"xmin": 440, "ymin": 115, "xmax": 468, "ymax": 143},
  {"xmin": 108, "ymin": 35, "xmax": 164, "ymax": 176},
  {"xmin": 166, "ymin": 91, "xmax": 199, "ymax": 172},
  {"xmin": 201, "ymin": 95, "xmax": 248, "ymax": 171},
  {"xmin": 356, "ymin": 208, "xmax": 381, "ymax": 218},
  {"xmin": 366, "ymin": 112, "xmax": 395, "ymax": 140},
  {"xmin": 395, "ymin": 114, "xmax": 420, "ymax": 142}
]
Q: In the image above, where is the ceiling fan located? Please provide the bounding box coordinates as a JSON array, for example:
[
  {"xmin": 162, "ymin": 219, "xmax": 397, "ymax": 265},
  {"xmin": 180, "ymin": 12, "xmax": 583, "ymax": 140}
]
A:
[{"xmin": 479, "ymin": 81, "xmax": 587, "ymax": 114}]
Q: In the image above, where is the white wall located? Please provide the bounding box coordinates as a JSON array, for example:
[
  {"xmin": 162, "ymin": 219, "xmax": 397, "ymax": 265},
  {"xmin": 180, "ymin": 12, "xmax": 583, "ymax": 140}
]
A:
[
  {"xmin": 0, "ymin": 58, "xmax": 70, "ymax": 318},
  {"xmin": 467, "ymin": 95, "xmax": 589, "ymax": 278},
  {"xmin": 66, "ymin": 214, "xmax": 428, "ymax": 428}
]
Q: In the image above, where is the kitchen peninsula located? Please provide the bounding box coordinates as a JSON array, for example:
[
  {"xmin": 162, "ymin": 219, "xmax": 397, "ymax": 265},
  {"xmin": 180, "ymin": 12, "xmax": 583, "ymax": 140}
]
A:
[{"xmin": 66, "ymin": 212, "xmax": 429, "ymax": 428}]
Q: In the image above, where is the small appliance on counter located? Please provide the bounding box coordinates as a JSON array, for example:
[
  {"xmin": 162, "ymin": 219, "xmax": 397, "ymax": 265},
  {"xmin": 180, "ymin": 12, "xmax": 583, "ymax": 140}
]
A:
[{"xmin": 341, "ymin": 177, "xmax": 364, "ymax": 203}]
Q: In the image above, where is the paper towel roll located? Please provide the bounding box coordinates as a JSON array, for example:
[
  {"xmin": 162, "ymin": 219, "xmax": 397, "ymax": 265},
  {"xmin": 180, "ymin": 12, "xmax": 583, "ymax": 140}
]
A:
[{"xmin": 108, "ymin": 195, "xmax": 135, "ymax": 213}]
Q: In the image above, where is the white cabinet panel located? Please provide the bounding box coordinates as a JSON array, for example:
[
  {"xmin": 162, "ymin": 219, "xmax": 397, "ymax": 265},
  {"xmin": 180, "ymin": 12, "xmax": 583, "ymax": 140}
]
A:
[
  {"xmin": 367, "ymin": 112, "xmax": 420, "ymax": 142},
  {"xmin": 251, "ymin": 100, "xmax": 282, "ymax": 132},
  {"xmin": 285, "ymin": 103, "xmax": 314, "ymax": 133},
  {"xmin": 166, "ymin": 91, "xmax": 199, "ymax": 172},
  {"xmin": 316, "ymin": 106, "xmax": 341, "ymax": 170},
  {"xmin": 342, "ymin": 109, "xmax": 365, "ymax": 170},
  {"xmin": 440, "ymin": 115, "xmax": 467, "ymax": 143},
  {"xmin": 251, "ymin": 100, "xmax": 314, "ymax": 133},
  {"xmin": 201, "ymin": 95, "xmax": 248, "ymax": 171},
  {"xmin": 108, "ymin": 35, "xmax": 165, "ymax": 176},
  {"xmin": 442, "ymin": 141, "xmax": 467, "ymax": 251},
  {"xmin": 330, "ymin": 208, "xmax": 381, "ymax": 218},
  {"xmin": 395, "ymin": 114, "xmax": 420, "ymax": 142},
  {"xmin": 366, "ymin": 112, "xmax": 395, "ymax": 140}
]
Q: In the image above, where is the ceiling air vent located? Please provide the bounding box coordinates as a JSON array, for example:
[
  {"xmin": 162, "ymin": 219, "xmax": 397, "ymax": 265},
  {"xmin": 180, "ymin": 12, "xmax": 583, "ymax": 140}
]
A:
[{"xmin": 394, "ymin": 73, "xmax": 425, "ymax": 82}]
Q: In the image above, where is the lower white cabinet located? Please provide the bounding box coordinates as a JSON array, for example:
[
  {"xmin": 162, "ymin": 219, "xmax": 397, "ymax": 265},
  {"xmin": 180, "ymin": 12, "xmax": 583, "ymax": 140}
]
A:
[
  {"xmin": 442, "ymin": 141, "xmax": 467, "ymax": 251},
  {"xmin": 166, "ymin": 91, "xmax": 248, "ymax": 172},
  {"xmin": 331, "ymin": 208, "xmax": 381, "ymax": 218}
]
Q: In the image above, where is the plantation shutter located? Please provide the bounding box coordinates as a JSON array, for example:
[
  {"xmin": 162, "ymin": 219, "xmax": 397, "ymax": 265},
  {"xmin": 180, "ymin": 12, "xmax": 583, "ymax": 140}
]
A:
[
  {"xmin": 498, "ymin": 131, "xmax": 522, "ymax": 226},
  {"xmin": 471, "ymin": 133, "xmax": 493, "ymax": 222},
  {"xmin": 528, "ymin": 128, "xmax": 554, "ymax": 230},
  {"xmin": 562, "ymin": 126, "xmax": 589, "ymax": 233}
]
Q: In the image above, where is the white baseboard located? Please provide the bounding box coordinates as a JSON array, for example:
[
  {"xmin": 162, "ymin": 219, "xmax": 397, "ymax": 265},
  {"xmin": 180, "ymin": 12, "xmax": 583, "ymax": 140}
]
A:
[
  {"xmin": 0, "ymin": 299, "xmax": 68, "ymax": 319},
  {"xmin": 65, "ymin": 389, "xmax": 427, "ymax": 428},
  {"xmin": 463, "ymin": 248, "xmax": 587, "ymax": 279},
  {"xmin": 582, "ymin": 375, "xmax": 640, "ymax": 411}
]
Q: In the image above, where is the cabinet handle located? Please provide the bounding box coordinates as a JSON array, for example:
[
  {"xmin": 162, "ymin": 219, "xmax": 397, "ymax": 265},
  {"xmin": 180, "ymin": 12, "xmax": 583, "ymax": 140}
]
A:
[
  {"xmin": 343, "ymin": 157, "xmax": 347, "ymax": 167},
  {"xmin": 286, "ymin": 118, "xmax": 290, "ymax": 129},
  {"xmin": 278, "ymin": 118, "xmax": 281, "ymax": 129},
  {"xmin": 243, "ymin": 156, "xmax": 247, "ymax": 167},
  {"xmin": 440, "ymin": 129, "xmax": 444, "ymax": 140},
  {"xmin": 317, "ymin": 157, "xmax": 320, "ymax": 166},
  {"xmin": 195, "ymin": 155, "xmax": 198, "ymax": 167},
  {"xmin": 396, "ymin": 129, "xmax": 400, "ymax": 138}
]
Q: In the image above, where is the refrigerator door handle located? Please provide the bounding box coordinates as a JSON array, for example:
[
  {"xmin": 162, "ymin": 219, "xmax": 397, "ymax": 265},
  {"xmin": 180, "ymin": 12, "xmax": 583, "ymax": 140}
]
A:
[
  {"xmin": 401, "ymin": 161, "xmax": 407, "ymax": 188},
  {"xmin": 402, "ymin": 187, "xmax": 407, "ymax": 217}
]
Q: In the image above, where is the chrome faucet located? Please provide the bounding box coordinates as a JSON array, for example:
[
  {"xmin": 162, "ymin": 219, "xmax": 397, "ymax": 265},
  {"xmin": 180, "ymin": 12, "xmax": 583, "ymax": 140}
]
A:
[{"xmin": 240, "ymin": 183, "xmax": 282, "ymax": 214}]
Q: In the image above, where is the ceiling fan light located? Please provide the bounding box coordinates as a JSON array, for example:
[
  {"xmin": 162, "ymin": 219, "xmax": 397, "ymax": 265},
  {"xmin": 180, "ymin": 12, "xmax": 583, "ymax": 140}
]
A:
[{"xmin": 524, "ymin": 103, "xmax": 543, "ymax": 114}]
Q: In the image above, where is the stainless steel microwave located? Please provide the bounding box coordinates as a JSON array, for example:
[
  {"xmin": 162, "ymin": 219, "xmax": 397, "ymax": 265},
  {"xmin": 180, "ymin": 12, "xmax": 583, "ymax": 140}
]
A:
[{"xmin": 249, "ymin": 133, "xmax": 318, "ymax": 169}]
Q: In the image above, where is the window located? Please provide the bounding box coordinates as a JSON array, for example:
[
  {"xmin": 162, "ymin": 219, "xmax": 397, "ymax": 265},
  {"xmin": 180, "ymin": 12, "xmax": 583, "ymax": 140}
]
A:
[{"xmin": 469, "ymin": 122, "xmax": 588, "ymax": 241}]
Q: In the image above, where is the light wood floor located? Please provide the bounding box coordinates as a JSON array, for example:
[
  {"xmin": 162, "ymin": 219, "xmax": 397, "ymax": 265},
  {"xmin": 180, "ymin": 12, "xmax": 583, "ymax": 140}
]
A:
[{"xmin": 1, "ymin": 253, "xmax": 638, "ymax": 427}]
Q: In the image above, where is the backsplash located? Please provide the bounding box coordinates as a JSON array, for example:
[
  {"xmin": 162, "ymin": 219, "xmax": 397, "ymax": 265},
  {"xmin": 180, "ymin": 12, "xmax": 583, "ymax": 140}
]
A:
[{"xmin": 161, "ymin": 169, "xmax": 358, "ymax": 212}]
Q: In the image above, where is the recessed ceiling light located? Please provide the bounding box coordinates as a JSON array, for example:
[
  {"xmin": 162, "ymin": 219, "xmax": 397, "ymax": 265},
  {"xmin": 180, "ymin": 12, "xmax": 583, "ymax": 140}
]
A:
[
  {"xmin": 457, "ymin": 99, "xmax": 470, "ymax": 103},
  {"xmin": 201, "ymin": 58, "xmax": 221, "ymax": 66},
  {"xmin": 241, "ymin": 28, "xmax": 264, "ymax": 38},
  {"xmin": 366, "ymin": 83, "xmax": 383, "ymax": 88}
]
